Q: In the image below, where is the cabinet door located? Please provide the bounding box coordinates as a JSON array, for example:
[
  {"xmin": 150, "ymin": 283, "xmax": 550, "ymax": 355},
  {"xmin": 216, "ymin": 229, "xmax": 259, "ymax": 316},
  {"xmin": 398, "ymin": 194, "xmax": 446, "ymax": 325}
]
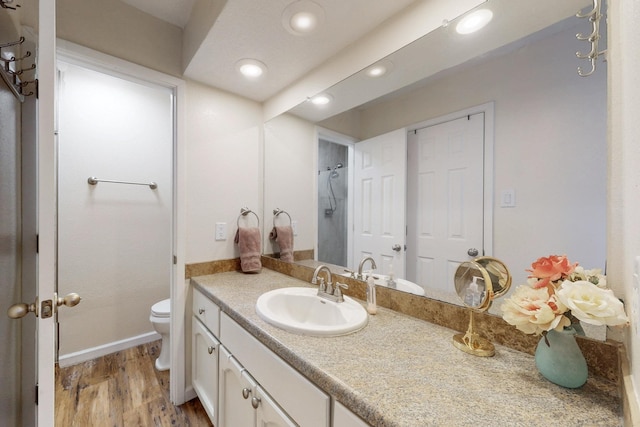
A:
[
  {"xmin": 192, "ymin": 317, "xmax": 219, "ymax": 426},
  {"xmin": 218, "ymin": 346, "xmax": 256, "ymax": 427},
  {"xmin": 255, "ymin": 385, "xmax": 298, "ymax": 427}
]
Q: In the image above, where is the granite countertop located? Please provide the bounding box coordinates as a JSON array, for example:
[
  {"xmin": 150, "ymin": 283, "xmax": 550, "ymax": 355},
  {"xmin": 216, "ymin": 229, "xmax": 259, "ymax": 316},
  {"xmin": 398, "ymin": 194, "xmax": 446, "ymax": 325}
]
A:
[{"xmin": 191, "ymin": 269, "xmax": 622, "ymax": 427}]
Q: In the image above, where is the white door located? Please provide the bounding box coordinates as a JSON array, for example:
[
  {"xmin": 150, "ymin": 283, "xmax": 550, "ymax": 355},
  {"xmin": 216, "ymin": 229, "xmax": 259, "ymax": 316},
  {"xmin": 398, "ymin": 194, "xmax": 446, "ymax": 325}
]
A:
[
  {"xmin": 353, "ymin": 129, "xmax": 406, "ymax": 277},
  {"xmin": 406, "ymin": 113, "xmax": 485, "ymax": 294},
  {"xmin": 37, "ymin": 2, "xmax": 58, "ymax": 424}
]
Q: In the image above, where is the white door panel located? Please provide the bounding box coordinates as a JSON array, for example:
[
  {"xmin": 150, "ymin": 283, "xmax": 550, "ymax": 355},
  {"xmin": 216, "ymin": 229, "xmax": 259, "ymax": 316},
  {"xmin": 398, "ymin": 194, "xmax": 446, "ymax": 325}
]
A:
[
  {"xmin": 407, "ymin": 113, "xmax": 485, "ymax": 294},
  {"xmin": 353, "ymin": 129, "xmax": 406, "ymax": 277}
]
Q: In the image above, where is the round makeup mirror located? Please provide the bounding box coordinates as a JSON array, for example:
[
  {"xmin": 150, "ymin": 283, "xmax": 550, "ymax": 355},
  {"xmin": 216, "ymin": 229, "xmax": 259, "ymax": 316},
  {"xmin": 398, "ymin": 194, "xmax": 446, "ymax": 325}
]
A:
[{"xmin": 452, "ymin": 257, "xmax": 511, "ymax": 356}]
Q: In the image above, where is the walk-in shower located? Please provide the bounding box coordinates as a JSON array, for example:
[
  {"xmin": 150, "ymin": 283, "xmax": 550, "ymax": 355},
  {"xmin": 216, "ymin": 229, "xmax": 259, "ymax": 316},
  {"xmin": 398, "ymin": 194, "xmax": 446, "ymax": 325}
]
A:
[{"xmin": 318, "ymin": 140, "xmax": 348, "ymax": 266}]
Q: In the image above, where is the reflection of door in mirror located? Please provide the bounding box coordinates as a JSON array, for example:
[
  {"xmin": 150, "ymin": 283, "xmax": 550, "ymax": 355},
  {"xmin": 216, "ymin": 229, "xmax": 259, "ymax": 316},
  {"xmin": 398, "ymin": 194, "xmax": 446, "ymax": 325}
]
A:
[
  {"xmin": 318, "ymin": 139, "xmax": 350, "ymax": 266},
  {"xmin": 353, "ymin": 129, "xmax": 407, "ymax": 278},
  {"xmin": 407, "ymin": 112, "xmax": 485, "ymax": 295}
]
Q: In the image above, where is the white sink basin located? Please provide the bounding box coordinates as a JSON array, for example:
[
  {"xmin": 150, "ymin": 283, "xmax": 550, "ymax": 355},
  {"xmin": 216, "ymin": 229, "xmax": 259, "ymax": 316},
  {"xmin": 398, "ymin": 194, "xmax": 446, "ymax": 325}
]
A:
[{"xmin": 255, "ymin": 287, "xmax": 368, "ymax": 337}]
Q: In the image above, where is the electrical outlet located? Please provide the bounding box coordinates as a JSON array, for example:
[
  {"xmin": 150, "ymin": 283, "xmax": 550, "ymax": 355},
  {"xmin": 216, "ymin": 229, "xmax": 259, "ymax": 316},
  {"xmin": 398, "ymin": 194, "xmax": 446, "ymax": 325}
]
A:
[
  {"xmin": 292, "ymin": 220, "xmax": 298, "ymax": 236},
  {"xmin": 215, "ymin": 222, "xmax": 227, "ymax": 241}
]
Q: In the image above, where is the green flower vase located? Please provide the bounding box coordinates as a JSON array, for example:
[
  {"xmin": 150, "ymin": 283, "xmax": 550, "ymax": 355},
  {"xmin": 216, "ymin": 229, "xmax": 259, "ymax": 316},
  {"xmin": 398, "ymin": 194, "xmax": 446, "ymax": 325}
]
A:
[{"xmin": 534, "ymin": 327, "xmax": 588, "ymax": 388}]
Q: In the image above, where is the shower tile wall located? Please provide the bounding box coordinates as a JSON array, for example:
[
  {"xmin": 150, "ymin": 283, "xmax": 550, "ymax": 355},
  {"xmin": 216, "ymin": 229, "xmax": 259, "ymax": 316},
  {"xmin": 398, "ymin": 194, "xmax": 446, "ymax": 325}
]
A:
[{"xmin": 318, "ymin": 140, "xmax": 347, "ymax": 266}]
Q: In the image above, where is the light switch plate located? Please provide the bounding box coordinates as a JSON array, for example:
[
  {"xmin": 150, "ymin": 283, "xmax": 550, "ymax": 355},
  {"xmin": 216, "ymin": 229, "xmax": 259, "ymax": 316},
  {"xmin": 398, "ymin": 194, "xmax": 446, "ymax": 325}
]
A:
[
  {"xmin": 292, "ymin": 220, "xmax": 298, "ymax": 236},
  {"xmin": 215, "ymin": 222, "xmax": 227, "ymax": 241},
  {"xmin": 500, "ymin": 189, "xmax": 516, "ymax": 207}
]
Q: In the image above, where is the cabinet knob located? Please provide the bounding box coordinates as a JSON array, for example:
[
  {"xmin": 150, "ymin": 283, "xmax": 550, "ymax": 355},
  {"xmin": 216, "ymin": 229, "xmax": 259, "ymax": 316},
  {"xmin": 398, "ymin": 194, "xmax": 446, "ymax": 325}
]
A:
[
  {"xmin": 199, "ymin": 308, "xmax": 205, "ymax": 315},
  {"xmin": 207, "ymin": 346, "xmax": 215, "ymax": 355},
  {"xmin": 242, "ymin": 388, "xmax": 251, "ymax": 399},
  {"xmin": 251, "ymin": 396, "xmax": 261, "ymax": 409}
]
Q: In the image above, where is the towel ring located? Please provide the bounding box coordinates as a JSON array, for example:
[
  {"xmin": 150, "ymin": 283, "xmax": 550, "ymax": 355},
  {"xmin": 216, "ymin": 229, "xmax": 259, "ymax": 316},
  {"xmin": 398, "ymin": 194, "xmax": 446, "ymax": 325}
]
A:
[
  {"xmin": 273, "ymin": 208, "xmax": 292, "ymax": 228},
  {"xmin": 237, "ymin": 207, "xmax": 260, "ymax": 228}
]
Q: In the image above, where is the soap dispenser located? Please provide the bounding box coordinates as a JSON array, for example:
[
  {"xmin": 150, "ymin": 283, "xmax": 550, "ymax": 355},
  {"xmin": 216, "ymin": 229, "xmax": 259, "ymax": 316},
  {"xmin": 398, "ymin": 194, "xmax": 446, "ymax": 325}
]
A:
[
  {"xmin": 464, "ymin": 276, "xmax": 484, "ymax": 307},
  {"xmin": 366, "ymin": 276, "xmax": 377, "ymax": 314}
]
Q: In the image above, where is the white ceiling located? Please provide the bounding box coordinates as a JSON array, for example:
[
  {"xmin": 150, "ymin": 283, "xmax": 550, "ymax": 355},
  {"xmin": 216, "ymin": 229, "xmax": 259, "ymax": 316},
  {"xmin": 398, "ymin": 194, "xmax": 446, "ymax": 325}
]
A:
[{"xmin": 120, "ymin": 0, "xmax": 418, "ymax": 102}]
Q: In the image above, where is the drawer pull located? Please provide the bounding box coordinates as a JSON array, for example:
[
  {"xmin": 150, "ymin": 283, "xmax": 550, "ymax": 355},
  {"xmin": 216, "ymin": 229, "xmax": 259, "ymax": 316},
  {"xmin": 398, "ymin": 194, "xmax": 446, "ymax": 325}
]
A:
[
  {"xmin": 251, "ymin": 396, "xmax": 261, "ymax": 409},
  {"xmin": 198, "ymin": 308, "xmax": 205, "ymax": 315},
  {"xmin": 242, "ymin": 388, "xmax": 251, "ymax": 399},
  {"xmin": 207, "ymin": 346, "xmax": 215, "ymax": 354}
]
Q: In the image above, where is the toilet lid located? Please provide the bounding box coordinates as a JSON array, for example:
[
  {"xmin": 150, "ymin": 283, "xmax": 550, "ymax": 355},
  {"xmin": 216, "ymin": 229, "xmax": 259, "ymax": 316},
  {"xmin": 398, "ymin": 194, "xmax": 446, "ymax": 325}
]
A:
[{"xmin": 151, "ymin": 299, "xmax": 170, "ymax": 317}]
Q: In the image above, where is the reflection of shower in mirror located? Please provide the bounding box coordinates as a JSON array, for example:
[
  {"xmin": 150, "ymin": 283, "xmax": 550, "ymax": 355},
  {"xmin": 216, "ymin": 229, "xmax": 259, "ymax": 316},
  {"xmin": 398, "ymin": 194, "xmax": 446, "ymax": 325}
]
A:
[
  {"xmin": 318, "ymin": 140, "xmax": 348, "ymax": 266},
  {"xmin": 324, "ymin": 162, "xmax": 344, "ymax": 215}
]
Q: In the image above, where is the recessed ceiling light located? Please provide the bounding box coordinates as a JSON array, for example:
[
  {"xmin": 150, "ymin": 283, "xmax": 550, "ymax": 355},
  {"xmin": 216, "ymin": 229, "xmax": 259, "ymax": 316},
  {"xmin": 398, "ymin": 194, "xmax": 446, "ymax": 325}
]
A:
[
  {"xmin": 236, "ymin": 59, "xmax": 267, "ymax": 79},
  {"xmin": 282, "ymin": 0, "xmax": 325, "ymax": 36},
  {"xmin": 456, "ymin": 9, "xmax": 493, "ymax": 35},
  {"xmin": 365, "ymin": 60, "xmax": 394, "ymax": 78},
  {"xmin": 309, "ymin": 93, "xmax": 332, "ymax": 106}
]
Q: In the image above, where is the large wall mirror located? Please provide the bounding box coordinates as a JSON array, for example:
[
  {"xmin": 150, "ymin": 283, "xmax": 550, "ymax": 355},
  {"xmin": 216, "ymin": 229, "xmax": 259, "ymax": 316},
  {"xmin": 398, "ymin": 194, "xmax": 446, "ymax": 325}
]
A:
[{"xmin": 263, "ymin": 0, "xmax": 605, "ymax": 315}]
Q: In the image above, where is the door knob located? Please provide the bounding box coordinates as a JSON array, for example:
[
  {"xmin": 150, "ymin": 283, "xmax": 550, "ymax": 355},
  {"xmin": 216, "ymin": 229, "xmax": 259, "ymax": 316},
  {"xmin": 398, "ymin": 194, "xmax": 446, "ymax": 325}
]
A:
[
  {"xmin": 251, "ymin": 396, "xmax": 261, "ymax": 409},
  {"xmin": 467, "ymin": 248, "xmax": 479, "ymax": 257},
  {"xmin": 56, "ymin": 292, "xmax": 81, "ymax": 308},
  {"xmin": 7, "ymin": 301, "xmax": 38, "ymax": 319},
  {"xmin": 392, "ymin": 244, "xmax": 402, "ymax": 252}
]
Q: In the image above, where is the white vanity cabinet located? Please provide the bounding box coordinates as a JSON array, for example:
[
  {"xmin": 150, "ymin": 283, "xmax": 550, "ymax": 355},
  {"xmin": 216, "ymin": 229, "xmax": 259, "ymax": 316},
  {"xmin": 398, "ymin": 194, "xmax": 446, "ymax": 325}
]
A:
[
  {"xmin": 220, "ymin": 312, "xmax": 330, "ymax": 427},
  {"xmin": 218, "ymin": 346, "xmax": 257, "ymax": 427},
  {"xmin": 218, "ymin": 346, "xmax": 296, "ymax": 427},
  {"xmin": 191, "ymin": 316, "xmax": 220, "ymax": 426},
  {"xmin": 333, "ymin": 401, "xmax": 370, "ymax": 427},
  {"xmin": 191, "ymin": 288, "xmax": 329, "ymax": 427}
]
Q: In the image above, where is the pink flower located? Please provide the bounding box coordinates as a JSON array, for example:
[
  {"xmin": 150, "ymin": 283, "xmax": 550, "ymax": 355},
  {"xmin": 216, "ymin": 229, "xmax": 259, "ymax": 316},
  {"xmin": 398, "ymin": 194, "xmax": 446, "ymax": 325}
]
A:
[{"xmin": 527, "ymin": 255, "xmax": 578, "ymax": 288}]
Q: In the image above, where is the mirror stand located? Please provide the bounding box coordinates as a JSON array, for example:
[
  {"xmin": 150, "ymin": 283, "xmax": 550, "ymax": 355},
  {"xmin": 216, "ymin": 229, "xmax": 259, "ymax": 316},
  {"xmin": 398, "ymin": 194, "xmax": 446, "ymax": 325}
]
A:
[
  {"xmin": 452, "ymin": 257, "xmax": 512, "ymax": 357},
  {"xmin": 452, "ymin": 310, "xmax": 495, "ymax": 357}
]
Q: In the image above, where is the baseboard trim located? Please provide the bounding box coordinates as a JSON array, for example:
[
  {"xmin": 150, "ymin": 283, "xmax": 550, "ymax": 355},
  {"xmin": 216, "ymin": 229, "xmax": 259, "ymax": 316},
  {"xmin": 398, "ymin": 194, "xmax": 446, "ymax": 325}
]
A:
[
  {"xmin": 58, "ymin": 332, "xmax": 161, "ymax": 367},
  {"xmin": 184, "ymin": 385, "xmax": 197, "ymax": 402}
]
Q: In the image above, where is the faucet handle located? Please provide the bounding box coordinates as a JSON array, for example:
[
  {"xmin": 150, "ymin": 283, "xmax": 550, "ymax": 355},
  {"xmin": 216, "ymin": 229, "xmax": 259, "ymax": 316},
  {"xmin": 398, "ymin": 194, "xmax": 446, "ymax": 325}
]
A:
[
  {"xmin": 334, "ymin": 282, "xmax": 348, "ymax": 300},
  {"xmin": 318, "ymin": 278, "xmax": 326, "ymax": 292},
  {"xmin": 344, "ymin": 269, "xmax": 356, "ymax": 278}
]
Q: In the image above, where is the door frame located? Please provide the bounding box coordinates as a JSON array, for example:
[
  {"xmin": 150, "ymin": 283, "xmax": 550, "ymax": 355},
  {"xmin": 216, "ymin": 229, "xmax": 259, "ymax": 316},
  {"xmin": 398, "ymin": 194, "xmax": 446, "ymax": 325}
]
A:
[
  {"xmin": 405, "ymin": 102, "xmax": 495, "ymax": 258},
  {"xmin": 54, "ymin": 40, "xmax": 188, "ymax": 404},
  {"xmin": 37, "ymin": 1, "xmax": 57, "ymax": 423}
]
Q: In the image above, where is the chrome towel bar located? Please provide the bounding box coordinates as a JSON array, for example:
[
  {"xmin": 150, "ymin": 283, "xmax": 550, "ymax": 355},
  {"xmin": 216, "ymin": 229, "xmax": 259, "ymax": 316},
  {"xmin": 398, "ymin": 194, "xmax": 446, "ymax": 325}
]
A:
[{"xmin": 87, "ymin": 176, "xmax": 157, "ymax": 190}]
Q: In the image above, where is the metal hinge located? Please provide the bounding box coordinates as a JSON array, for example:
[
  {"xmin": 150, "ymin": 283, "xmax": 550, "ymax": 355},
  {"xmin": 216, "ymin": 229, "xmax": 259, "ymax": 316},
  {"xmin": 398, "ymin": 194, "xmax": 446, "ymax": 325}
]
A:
[
  {"xmin": 35, "ymin": 384, "xmax": 38, "ymax": 405},
  {"xmin": 173, "ymin": 255, "xmax": 177, "ymax": 265},
  {"xmin": 36, "ymin": 234, "xmax": 38, "ymax": 253}
]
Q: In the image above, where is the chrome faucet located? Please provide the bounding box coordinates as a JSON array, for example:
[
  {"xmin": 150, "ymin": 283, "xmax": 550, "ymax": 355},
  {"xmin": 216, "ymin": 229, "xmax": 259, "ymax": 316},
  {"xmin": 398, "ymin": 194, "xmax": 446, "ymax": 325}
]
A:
[
  {"xmin": 312, "ymin": 265, "xmax": 334, "ymax": 293},
  {"xmin": 311, "ymin": 264, "xmax": 348, "ymax": 302},
  {"xmin": 357, "ymin": 256, "xmax": 377, "ymax": 280}
]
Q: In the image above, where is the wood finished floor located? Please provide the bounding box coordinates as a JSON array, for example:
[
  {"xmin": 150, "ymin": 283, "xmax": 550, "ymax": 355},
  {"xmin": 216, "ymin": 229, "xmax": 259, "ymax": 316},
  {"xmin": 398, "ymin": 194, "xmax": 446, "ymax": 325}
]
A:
[{"xmin": 55, "ymin": 340, "xmax": 213, "ymax": 427}]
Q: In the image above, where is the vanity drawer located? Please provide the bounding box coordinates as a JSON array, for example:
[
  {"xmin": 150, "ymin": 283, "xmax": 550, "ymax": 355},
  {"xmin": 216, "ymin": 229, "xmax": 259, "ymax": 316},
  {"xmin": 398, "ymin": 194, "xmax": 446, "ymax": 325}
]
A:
[
  {"xmin": 193, "ymin": 288, "xmax": 220, "ymax": 336},
  {"xmin": 220, "ymin": 313, "xmax": 329, "ymax": 427}
]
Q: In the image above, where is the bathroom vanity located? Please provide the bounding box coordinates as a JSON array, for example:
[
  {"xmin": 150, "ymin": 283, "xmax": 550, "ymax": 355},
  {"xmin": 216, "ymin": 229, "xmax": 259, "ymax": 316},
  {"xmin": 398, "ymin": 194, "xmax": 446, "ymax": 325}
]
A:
[{"xmin": 190, "ymin": 269, "xmax": 621, "ymax": 426}]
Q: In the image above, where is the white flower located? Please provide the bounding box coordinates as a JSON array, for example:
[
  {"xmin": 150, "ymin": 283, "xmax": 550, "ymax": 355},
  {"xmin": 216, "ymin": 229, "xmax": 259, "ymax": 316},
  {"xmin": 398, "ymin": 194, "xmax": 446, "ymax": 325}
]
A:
[
  {"xmin": 501, "ymin": 285, "xmax": 570, "ymax": 335},
  {"xmin": 556, "ymin": 280, "xmax": 629, "ymax": 327}
]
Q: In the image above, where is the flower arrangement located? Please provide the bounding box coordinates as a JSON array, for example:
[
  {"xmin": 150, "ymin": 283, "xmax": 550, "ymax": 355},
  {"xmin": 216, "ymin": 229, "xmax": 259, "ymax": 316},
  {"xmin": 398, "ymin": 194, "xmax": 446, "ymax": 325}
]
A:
[{"xmin": 501, "ymin": 255, "xmax": 629, "ymax": 336}]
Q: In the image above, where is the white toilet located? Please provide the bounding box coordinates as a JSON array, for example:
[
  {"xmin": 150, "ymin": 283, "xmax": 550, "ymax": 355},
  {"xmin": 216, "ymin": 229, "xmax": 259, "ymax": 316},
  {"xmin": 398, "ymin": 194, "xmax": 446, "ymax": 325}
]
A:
[{"xmin": 150, "ymin": 298, "xmax": 171, "ymax": 371}]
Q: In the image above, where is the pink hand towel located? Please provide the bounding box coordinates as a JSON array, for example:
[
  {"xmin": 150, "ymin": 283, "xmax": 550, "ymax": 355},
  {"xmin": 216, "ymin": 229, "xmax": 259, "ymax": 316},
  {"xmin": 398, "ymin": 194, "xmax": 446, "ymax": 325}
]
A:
[
  {"xmin": 234, "ymin": 227, "xmax": 262, "ymax": 273},
  {"xmin": 269, "ymin": 226, "xmax": 294, "ymax": 263}
]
